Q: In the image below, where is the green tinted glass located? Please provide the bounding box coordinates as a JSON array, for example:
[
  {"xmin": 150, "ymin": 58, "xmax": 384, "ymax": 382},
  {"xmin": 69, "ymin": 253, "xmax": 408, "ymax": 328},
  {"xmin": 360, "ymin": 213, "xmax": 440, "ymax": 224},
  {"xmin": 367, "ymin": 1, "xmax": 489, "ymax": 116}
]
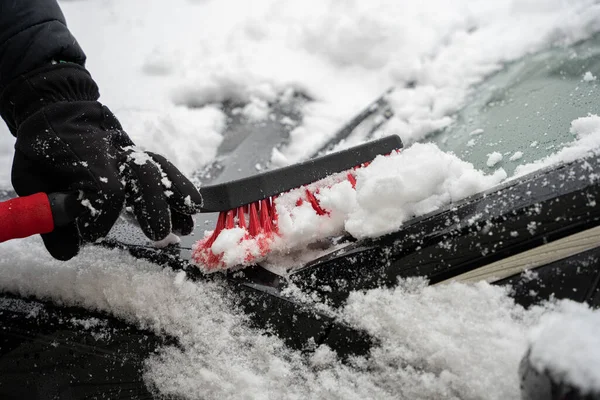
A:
[{"xmin": 430, "ymin": 34, "xmax": 600, "ymax": 175}]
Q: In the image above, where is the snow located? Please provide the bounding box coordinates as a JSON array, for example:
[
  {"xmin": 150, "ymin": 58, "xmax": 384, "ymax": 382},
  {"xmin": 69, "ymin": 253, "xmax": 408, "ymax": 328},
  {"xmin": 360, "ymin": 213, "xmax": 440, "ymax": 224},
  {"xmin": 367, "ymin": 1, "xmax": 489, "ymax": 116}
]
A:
[
  {"xmin": 126, "ymin": 148, "xmax": 154, "ymax": 166},
  {"xmin": 487, "ymin": 151, "xmax": 504, "ymax": 167},
  {"xmin": 344, "ymin": 144, "xmax": 507, "ymax": 239},
  {"xmin": 0, "ymin": 240, "xmax": 554, "ymax": 399},
  {"xmin": 509, "ymin": 151, "xmax": 524, "ymax": 161},
  {"xmin": 1, "ymin": 0, "xmax": 600, "ymax": 179},
  {"xmin": 515, "ymin": 114, "xmax": 600, "ymax": 177},
  {"xmin": 1, "ymin": 239, "xmax": 593, "ymax": 399},
  {"xmin": 118, "ymin": 108, "xmax": 225, "ymax": 177},
  {"xmin": 153, "ymin": 232, "xmax": 181, "ymax": 248},
  {"xmin": 583, "ymin": 71, "xmax": 597, "ymax": 82},
  {"xmin": 241, "ymin": 96, "xmax": 271, "ymax": 122},
  {"xmin": 528, "ymin": 301, "xmax": 600, "ymax": 394},
  {"xmin": 1, "ymin": 0, "xmax": 600, "ymax": 398},
  {"xmin": 80, "ymin": 198, "xmax": 100, "ymax": 217}
]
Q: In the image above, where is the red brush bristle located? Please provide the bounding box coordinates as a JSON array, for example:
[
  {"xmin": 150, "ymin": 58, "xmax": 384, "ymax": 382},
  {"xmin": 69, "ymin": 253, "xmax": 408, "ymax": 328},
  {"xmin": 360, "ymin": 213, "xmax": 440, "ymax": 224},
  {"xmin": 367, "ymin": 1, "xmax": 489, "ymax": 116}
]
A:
[
  {"xmin": 265, "ymin": 197, "xmax": 274, "ymax": 215},
  {"xmin": 205, "ymin": 211, "xmax": 227, "ymax": 248},
  {"xmin": 237, "ymin": 206, "xmax": 246, "ymax": 229},
  {"xmin": 305, "ymin": 188, "xmax": 327, "ymax": 215},
  {"xmin": 260, "ymin": 199, "xmax": 273, "ymax": 233},
  {"xmin": 271, "ymin": 195, "xmax": 279, "ymax": 229},
  {"xmin": 225, "ymin": 209, "xmax": 235, "ymax": 229},
  {"xmin": 248, "ymin": 202, "xmax": 260, "ymax": 236},
  {"xmin": 347, "ymin": 173, "xmax": 357, "ymax": 189}
]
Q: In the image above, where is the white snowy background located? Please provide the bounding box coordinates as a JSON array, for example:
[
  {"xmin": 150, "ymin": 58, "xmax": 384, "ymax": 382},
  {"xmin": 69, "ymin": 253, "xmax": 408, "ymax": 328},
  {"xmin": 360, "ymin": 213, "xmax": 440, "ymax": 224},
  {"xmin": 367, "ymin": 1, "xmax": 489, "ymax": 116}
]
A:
[{"xmin": 1, "ymin": 0, "xmax": 600, "ymax": 398}]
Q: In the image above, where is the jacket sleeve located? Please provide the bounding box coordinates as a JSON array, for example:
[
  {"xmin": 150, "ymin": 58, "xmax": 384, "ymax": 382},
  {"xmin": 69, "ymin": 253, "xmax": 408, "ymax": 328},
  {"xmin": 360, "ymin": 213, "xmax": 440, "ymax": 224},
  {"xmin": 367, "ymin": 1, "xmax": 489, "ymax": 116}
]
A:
[{"xmin": 0, "ymin": 0, "xmax": 86, "ymax": 94}]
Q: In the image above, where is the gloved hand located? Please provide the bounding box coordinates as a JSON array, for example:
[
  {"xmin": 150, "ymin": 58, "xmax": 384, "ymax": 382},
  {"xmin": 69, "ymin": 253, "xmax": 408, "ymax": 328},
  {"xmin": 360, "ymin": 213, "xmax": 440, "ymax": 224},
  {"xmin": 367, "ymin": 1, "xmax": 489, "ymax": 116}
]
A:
[{"xmin": 0, "ymin": 62, "xmax": 203, "ymax": 260}]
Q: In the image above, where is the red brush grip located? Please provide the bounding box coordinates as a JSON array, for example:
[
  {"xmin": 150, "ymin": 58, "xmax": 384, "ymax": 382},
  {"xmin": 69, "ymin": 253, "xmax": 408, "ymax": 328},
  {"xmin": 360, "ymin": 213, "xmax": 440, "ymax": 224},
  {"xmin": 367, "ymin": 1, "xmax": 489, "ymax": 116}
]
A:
[{"xmin": 0, "ymin": 193, "xmax": 55, "ymax": 243}]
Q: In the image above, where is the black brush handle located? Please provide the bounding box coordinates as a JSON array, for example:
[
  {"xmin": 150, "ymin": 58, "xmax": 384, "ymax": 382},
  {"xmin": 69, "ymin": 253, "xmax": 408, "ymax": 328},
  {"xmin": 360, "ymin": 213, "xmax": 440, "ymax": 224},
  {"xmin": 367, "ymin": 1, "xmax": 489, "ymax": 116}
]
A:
[{"xmin": 199, "ymin": 135, "xmax": 403, "ymax": 212}]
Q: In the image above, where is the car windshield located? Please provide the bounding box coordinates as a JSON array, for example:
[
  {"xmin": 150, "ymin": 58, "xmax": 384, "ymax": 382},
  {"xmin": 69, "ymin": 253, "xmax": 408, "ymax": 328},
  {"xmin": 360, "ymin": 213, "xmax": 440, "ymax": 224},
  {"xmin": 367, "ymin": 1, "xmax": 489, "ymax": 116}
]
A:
[{"xmin": 429, "ymin": 33, "xmax": 600, "ymax": 176}]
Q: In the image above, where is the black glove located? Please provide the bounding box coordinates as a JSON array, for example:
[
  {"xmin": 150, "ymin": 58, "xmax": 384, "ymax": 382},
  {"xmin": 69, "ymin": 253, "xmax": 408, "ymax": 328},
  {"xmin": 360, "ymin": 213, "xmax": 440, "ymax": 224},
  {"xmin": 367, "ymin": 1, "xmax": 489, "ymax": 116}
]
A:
[{"xmin": 0, "ymin": 63, "xmax": 203, "ymax": 260}]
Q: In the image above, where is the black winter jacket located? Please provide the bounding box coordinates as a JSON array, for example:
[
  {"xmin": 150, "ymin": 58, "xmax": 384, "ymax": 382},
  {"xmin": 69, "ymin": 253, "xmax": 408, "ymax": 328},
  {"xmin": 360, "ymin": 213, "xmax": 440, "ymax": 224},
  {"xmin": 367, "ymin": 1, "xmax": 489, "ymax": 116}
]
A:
[{"xmin": 0, "ymin": 0, "xmax": 86, "ymax": 123}]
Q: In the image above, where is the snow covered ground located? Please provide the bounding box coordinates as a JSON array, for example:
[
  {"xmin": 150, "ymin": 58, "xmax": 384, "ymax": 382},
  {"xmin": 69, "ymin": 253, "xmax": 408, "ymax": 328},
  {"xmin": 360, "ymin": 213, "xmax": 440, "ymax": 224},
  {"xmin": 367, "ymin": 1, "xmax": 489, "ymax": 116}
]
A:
[{"xmin": 2, "ymin": 0, "xmax": 600, "ymax": 398}]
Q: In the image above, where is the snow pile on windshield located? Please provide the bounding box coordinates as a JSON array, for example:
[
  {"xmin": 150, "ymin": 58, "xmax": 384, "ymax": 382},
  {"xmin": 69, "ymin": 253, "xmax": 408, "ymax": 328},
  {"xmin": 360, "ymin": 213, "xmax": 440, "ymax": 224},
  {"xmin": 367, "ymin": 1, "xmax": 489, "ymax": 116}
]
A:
[
  {"xmin": 264, "ymin": 0, "xmax": 600, "ymax": 163},
  {"xmin": 344, "ymin": 144, "xmax": 507, "ymax": 238},
  {"xmin": 528, "ymin": 301, "xmax": 600, "ymax": 394},
  {"xmin": 515, "ymin": 114, "xmax": 600, "ymax": 177},
  {"xmin": 195, "ymin": 143, "xmax": 506, "ymax": 270}
]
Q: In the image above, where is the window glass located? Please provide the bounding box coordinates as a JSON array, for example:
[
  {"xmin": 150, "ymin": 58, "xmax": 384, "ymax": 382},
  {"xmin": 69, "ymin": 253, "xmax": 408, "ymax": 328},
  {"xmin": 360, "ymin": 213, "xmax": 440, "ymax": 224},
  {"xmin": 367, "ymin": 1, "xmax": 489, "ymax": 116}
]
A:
[{"xmin": 430, "ymin": 34, "xmax": 600, "ymax": 175}]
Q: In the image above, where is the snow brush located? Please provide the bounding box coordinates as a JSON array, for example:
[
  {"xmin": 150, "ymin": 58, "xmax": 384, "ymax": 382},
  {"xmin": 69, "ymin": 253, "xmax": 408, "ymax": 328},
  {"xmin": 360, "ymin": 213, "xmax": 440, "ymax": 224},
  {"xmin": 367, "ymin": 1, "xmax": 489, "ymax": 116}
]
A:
[
  {"xmin": 192, "ymin": 135, "xmax": 403, "ymax": 270},
  {"xmin": 0, "ymin": 136, "xmax": 401, "ymax": 260}
]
